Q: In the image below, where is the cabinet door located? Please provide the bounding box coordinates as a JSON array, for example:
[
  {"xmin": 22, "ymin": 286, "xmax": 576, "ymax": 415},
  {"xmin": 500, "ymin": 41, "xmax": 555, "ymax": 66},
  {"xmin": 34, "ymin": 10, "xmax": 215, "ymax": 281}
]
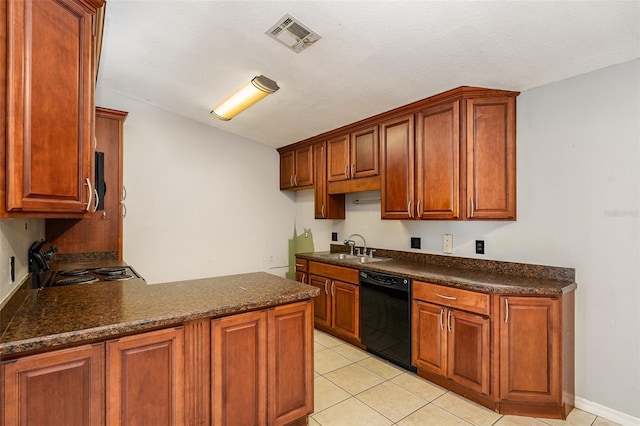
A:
[
  {"xmin": 415, "ymin": 101, "xmax": 460, "ymax": 219},
  {"xmin": 381, "ymin": 114, "xmax": 415, "ymax": 219},
  {"xmin": 309, "ymin": 274, "xmax": 331, "ymax": 329},
  {"xmin": 499, "ymin": 296, "xmax": 561, "ymax": 404},
  {"xmin": 279, "ymin": 150, "xmax": 295, "ymax": 189},
  {"xmin": 351, "ymin": 126, "xmax": 379, "ymax": 179},
  {"xmin": 447, "ymin": 310, "xmax": 490, "ymax": 395},
  {"xmin": 331, "ymin": 280, "xmax": 360, "ymax": 340},
  {"xmin": 313, "ymin": 142, "xmax": 345, "ymax": 219},
  {"xmin": 6, "ymin": 0, "xmax": 95, "ymax": 214},
  {"xmin": 268, "ymin": 301, "xmax": 314, "ymax": 425},
  {"xmin": 212, "ymin": 310, "xmax": 267, "ymax": 426},
  {"xmin": 107, "ymin": 327, "xmax": 184, "ymax": 426},
  {"xmin": 466, "ymin": 97, "xmax": 516, "ymax": 220},
  {"xmin": 294, "ymin": 145, "xmax": 314, "ymax": 187},
  {"xmin": 2, "ymin": 344, "xmax": 104, "ymax": 426},
  {"xmin": 412, "ymin": 300, "xmax": 446, "ymax": 375},
  {"xmin": 326, "ymin": 134, "xmax": 350, "ymax": 182}
]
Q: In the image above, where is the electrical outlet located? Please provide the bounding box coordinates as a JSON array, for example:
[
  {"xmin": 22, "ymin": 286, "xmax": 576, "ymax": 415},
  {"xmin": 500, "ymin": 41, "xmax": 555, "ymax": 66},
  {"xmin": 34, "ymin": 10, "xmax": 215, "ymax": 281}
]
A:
[
  {"xmin": 331, "ymin": 232, "xmax": 338, "ymax": 242},
  {"xmin": 443, "ymin": 234, "xmax": 453, "ymax": 254},
  {"xmin": 476, "ymin": 240, "xmax": 485, "ymax": 254},
  {"xmin": 410, "ymin": 237, "xmax": 421, "ymax": 249}
]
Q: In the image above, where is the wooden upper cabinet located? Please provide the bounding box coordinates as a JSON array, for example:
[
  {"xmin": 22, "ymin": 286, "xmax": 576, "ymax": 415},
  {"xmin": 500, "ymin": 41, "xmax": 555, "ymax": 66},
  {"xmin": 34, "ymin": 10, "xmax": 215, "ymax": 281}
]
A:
[
  {"xmin": 415, "ymin": 101, "xmax": 460, "ymax": 219},
  {"xmin": 381, "ymin": 115, "xmax": 415, "ymax": 219},
  {"xmin": 327, "ymin": 126, "xmax": 379, "ymax": 183},
  {"xmin": 1, "ymin": 344, "xmax": 104, "ymax": 426},
  {"xmin": 3, "ymin": 0, "xmax": 103, "ymax": 216},
  {"xmin": 466, "ymin": 97, "xmax": 516, "ymax": 220},
  {"xmin": 279, "ymin": 145, "xmax": 313, "ymax": 190},
  {"xmin": 314, "ymin": 142, "xmax": 345, "ymax": 219}
]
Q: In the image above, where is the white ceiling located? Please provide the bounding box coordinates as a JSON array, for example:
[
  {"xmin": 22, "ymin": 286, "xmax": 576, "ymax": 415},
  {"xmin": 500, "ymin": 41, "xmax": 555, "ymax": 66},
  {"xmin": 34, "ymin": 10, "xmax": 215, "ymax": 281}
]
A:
[{"xmin": 97, "ymin": 1, "xmax": 640, "ymax": 149}]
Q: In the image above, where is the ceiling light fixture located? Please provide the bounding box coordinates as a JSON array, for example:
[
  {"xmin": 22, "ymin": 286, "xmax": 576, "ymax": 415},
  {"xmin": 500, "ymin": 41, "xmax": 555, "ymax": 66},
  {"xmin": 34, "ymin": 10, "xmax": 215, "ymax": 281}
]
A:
[{"xmin": 210, "ymin": 75, "xmax": 280, "ymax": 121}]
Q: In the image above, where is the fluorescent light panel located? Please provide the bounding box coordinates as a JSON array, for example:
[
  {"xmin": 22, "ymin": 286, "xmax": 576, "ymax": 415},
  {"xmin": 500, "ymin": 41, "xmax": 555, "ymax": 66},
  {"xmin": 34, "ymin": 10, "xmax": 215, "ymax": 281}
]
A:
[{"xmin": 211, "ymin": 75, "xmax": 279, "ymax": 121}]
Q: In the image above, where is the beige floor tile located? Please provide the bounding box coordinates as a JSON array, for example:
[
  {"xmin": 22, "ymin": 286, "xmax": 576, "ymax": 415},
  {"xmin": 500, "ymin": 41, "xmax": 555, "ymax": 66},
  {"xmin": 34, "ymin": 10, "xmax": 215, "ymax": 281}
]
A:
[
  {"xmin": 314, "ymin": 349, "xmax": 353, "ymax": 374},
  {"xmin": 433, "ymin": 392, "xmax": 501, "ymax": 426},
  {"xmin": 324, "ymin": 363, "xmax": 386, "ymax": 395},
  {"xmin": 593, "ymin": 417, "xmax": 622, "ymax": 426},
  {"xmin": 314, "ymin": 341, "xmax": 328, "ymax": 353},
  {"xmin": 390, "ymin": 372, "xmax": 448, "ymax": 401},
  {"xmin": 396, "ymin": 403, "xmax": 472, "ymax": 425},
  {"xmin": 313, "ymin": 376, "xmax": 351, "ymax": 413},
  {"xmin": 494, "ymin": 415, "xmax": 549, "ymax": 425},
  {"xmin": 308, "ymin": 417, "xmax": 321, "ymax": 426},
  {"xmin": 314, "ymin": 332, "xmax": 344, "ymax": 348},
  {"xmin": 357, "ymin": 356, "xmax": 405, "ymax": 379},
  {"xmin": 357, "ymin": 381, "xmax": 428, "ymax": 422},
  {"xmin": 312, "ymin": 397, "xmax": 393, "ymax": 426},
  {"xmin": 537, "ymin": 408, "xmax": 597, "ymax": 425},
  {"xmin": 331, "ymin": 343, "xmax": 371, "ymax": 362}
]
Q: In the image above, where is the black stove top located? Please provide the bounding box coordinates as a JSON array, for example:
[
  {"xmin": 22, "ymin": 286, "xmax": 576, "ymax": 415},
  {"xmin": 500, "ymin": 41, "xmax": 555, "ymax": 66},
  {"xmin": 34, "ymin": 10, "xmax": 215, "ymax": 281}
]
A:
[{"xmin": 39, "ymin": 266, "xmax": 141, "ymax": 288}]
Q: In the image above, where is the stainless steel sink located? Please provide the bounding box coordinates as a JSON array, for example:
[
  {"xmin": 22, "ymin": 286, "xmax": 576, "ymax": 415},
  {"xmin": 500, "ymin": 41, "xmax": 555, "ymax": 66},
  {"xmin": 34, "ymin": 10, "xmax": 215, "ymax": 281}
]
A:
[
  {"xmin": 348, "ymin": 256, "xmax": 392, "ymax": 264},
  {"xmin": 319, "ymin": 253, "xmax": 358, "ymax": 260}
]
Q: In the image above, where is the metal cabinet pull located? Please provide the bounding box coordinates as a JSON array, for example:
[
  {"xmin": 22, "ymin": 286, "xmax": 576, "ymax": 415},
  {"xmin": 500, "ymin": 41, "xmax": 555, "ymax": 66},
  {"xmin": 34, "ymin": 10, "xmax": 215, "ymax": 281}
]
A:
[
  {"xmin": 407, "ymin": 200, "xmax": 413, "ymax": 218},
  {"xmin": 301, "ymin": 273, "xmax": 306, "ymax": 283},
  {"xmin": 122, "ymin": 185, "xmax": 127, "ymax": 201},
  {"xmin": 447, "ymin": 310, "xmax": 452, "ymax": 332},
  {"xmin": 439, "ymin": 308, "xmax": 444, "ymax": 330},
  {"xmin": 290, "ymin": 175, "xmax": 294, "ymax": 187},
  {"xmin": 437, "ymin": 294, "xmax": 457, "ymax": 300},
  {"xmin": 85, "ymin": 178, "xmax": 93, "ymax": 211},
  {"xmin": 324, "ymin": 279, "xmax": 329, "ymax": 295},
  {"xmin": 321, "ymin": 204, "xmax": 326, "ymax": 218},
  {"xmin": 416, "ymin": 200, "xmax": 422, "ymax": 217},
  {"xmin": 92, "ymin": 188, "xmax": 99, "ymax": 213},
  {"xmin": 504, "ymin": 298, "xmax": 509, "ymax": 323},
  {"xmin": 344, "ymin": 164, "xmax": 349, "ymax": 179},
  {"xmin": 351, "ymin": 163, "xmax": 355, "ymax": 179},
  {"xmin": 122, "ymin": 203, "xmax": 127, "ymax": 218},
  {"xmin": 294, "ymin": 174, "xmax": 298, "ymax": 186},
  {"xmin": 470, "ymin": 198, "xmax": 475, "ymax": 218},
  {"xmin": 295, "ymin": 263, "xmax": 304, "ymax": 268},
  {"xmin": 331, "ymin": 281, "xmax": 335, "ymax": 297}
]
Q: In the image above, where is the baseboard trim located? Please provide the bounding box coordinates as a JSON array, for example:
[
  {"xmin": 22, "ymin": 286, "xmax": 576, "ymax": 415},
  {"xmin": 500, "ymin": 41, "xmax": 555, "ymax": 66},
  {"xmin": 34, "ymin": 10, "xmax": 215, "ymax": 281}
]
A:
[{"xmin": 575, "ymin": 397, "xmax": 640, "ymax": 426}]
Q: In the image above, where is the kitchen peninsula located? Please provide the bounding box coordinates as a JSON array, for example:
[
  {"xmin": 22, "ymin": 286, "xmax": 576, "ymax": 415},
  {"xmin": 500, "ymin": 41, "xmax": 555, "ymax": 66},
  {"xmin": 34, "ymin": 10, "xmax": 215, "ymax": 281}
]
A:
[{"xmin": 0, "ymin": 271, "xmax": 318, "ymax": 426}]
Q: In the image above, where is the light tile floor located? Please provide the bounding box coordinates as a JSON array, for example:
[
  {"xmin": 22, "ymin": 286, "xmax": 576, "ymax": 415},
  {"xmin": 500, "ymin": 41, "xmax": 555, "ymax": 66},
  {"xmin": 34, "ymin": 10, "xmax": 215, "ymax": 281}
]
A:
[{"xmin": 311, "ymin": 329, "xmax": 619, "ymax": 426}]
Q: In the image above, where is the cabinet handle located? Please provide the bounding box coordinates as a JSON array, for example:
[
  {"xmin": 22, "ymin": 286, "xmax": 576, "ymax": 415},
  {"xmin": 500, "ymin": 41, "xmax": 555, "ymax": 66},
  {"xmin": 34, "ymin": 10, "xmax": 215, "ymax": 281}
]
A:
[
  {"xmin": 470, "ymin": 198, "xmax": 475, "ymax": 218},
  {"xmin": 295, "ymin": 263, "xmax": 304, "ymax": 268},
  {"xmin": 294, "ymin": 174, "xmax": 298, "ymax": 186},
  {"xmin": 85, "ymin": 178, "xmax": 93, "ymax": 211},
  {"xmin": 447, "ymin": 310, "xmax": 452, "ymax": 332},
  {"xmin": 344, "ymin": 164, "xmax": 349, "ymax": 179},
  {"xmin": 290, "ymin": 175, "xmax": 294, "ymax": 187},
  {"xmin": 122, "ymin": 203, "xmax": 127, "ymax": 218},
  {"xmin": 92, "ymin": 188, "xmax": 99, "ymax": 213},
  {"xmin": 504, "ymin": 298, "xmax": 509, "ymax": 323},
  {"xmin": 331, "ymin": 281, "xmax": 335, "ymax": 297},
  {"xmin": 324, "ymin": 279, "xmax": 329, "ymax": 295},
  {"xmin": 321, "ymin": 204, "xmax": 326, "ymax": 218},
  {"xmin": 407, "ymin": 200, "xmax": 413, "ymax": 218},
  {"xmin": 416, "ymin": 200, "xmax": 422, "ymax": 217},
  {"xmin": 351, "ymin": 163, "xmax": 355, "ymax": 179},
  {"xmin": 302, "ymin": 272, "xmax": 306, "ymax": 283},
  {"xmin": 122, "ymin": 185, "xmax": 127, "ymax": 201},
  {"xmin": 439, "ymin": 308, "xmax": 444, "ymax": 330},
  {"xmin": 437, "ymin": 294, "xmax": 457, "ymax": 300}
]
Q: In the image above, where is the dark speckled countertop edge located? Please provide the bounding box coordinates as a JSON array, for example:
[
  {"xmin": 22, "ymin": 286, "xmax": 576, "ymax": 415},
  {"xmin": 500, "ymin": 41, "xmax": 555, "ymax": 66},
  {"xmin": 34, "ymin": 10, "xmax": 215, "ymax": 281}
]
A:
[
  {"xmin": 296, "ymin": 249, "xmax": 577, "ymax": 296},
  {"xmin": 0, "ymin": 272, "xmax": 319, "ymax": 357}
]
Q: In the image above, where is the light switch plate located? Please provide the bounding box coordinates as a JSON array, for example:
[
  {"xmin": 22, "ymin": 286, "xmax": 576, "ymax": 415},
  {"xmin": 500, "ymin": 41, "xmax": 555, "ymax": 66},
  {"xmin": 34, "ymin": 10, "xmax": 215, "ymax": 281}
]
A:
[{"xmin": 443, "ymin": 234, "xmax": 453, "ymax": 254}]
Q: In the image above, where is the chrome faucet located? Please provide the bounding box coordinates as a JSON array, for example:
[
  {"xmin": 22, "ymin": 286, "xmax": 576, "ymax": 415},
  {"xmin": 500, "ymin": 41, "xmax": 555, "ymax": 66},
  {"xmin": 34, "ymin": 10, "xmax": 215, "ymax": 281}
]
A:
[{"xmin": 344, "ymin": 233, "xmax": 367, "ymax": 256}]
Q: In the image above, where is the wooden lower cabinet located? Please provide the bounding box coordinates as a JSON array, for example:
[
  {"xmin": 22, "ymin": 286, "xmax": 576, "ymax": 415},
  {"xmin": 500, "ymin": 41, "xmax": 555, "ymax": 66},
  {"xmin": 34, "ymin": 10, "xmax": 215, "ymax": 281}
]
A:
[
  {"xmin": 106, "ymin": 327, "xmax": 185, "ymax": 426},
  {"xmin": 1, "ymin": 344, "xmax": 104, "ymax": 426},
  {"xmin": 212, "ymin": 301, "xmax": 314, "ymax": 426},
  {"xmin": 308, "ymin": 261, "xmax": 360, "ymax": 343},
  {"xmin": 497, "ymin": 294, "xmax": 574, "ymax": 418}
]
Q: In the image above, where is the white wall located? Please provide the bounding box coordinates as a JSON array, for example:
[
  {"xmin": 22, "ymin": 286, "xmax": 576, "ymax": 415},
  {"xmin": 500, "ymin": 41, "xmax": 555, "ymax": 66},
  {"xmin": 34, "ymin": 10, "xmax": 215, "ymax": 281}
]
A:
[
  {"xmin": 295, "ymin": 60, "xmax": 640, "ymax": 420},
  {"xmin": 96, "ymin": 89, "xmax": 297, "ymax": 284},
  {"xmin": 0, "ymin": 219, "xmax": 45, "ymax": 304}
]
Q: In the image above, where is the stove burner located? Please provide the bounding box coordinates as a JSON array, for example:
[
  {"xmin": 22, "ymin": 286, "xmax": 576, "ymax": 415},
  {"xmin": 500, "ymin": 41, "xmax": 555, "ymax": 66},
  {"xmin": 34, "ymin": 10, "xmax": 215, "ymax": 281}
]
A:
[
  {"xmin": 94, "ymin": 267, "xmax": 128, "ymax": 276},
  {"xmin": 104, "ymin": 274, "xmax": 134, "ymax": 281},
  {"xmin": 59, "ymin": 269, "xmax": 90, "ymax": 276},
  {"xmin": 54, "ymin": 276, "xmax": 99, "ymax": 286}
]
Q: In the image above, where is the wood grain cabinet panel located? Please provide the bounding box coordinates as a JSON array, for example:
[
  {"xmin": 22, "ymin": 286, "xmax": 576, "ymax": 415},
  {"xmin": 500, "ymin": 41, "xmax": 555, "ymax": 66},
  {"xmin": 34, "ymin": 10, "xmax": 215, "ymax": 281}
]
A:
[
  {"xmin": 106, "ymin": 327, "xmax": 184, "ymax": 426},
  {"xmin": 313, "ymin": 142, "xmax": 345, "ymax": 219},
  {"xmin": 279, "ymin": 146, "xmax": 313, "ymax": 190},
  {"xmin": 380, "ymin": 115, "xmax": 415, "ymax": 220},
  {"xmin": 1, "ymin": 344, "xmax": 104, "ymax": 426},
  {"xmin": 3, "ymin": 0, "xmax": 103, "ymax": 216}
]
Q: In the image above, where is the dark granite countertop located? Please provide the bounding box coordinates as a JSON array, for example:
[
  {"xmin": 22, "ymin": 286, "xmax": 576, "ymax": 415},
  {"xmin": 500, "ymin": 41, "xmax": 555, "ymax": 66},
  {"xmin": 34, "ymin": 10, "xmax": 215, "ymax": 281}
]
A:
[
  {"xmin": 297, "ymin": 247, "xmax": 577, "ymax": 296},
  {"xmin": 0, "ymin": 272, "xmax": 319, "ymax": 358}
]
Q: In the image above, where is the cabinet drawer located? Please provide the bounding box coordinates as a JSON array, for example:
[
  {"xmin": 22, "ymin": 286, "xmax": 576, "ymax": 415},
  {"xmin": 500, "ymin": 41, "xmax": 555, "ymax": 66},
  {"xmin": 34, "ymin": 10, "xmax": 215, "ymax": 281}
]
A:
[
  {"xmin": 413, "ymin": 281, "xmax": 489, "ymax": 315},
  {"xmin": 309, "ymin": 261, "xmax": 359, "ymax": 284},
  {"xmin": 295, "ymin": 258, "xmax": 308, "ymax": 272}
]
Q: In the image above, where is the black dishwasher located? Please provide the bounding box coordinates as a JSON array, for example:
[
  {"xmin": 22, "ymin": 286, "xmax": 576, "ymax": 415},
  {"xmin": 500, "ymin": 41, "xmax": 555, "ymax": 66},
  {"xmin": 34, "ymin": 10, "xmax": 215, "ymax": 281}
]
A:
[{"xmin": 360, "ymin": 270, "xmax": 415, "ymax": 372}]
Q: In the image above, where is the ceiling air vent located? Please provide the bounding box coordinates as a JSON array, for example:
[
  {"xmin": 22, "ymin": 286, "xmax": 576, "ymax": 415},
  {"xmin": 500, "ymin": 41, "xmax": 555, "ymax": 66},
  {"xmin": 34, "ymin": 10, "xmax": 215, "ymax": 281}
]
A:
[{"xmin": 266, "ymin": 14, "xmax": 321, "ymax": 53}]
